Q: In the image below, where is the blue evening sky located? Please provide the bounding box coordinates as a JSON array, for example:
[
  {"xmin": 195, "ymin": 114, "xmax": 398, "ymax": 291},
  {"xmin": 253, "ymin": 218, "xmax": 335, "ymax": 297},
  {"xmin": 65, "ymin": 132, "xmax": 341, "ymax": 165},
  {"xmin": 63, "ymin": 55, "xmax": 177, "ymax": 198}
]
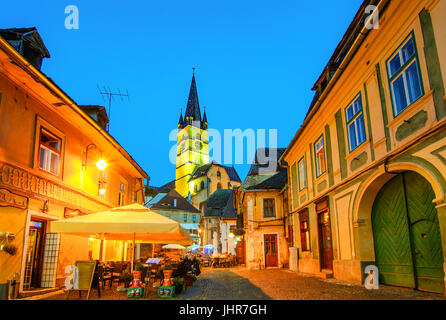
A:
[{"xmin": 0, "ymin": 0, "xmax": 363, "ymax": 187}]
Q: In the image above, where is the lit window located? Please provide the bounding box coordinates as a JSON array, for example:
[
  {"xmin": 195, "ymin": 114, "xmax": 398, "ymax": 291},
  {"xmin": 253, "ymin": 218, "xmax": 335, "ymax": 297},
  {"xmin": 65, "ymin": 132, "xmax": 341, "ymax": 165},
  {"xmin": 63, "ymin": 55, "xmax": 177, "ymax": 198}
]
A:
[
  {"xmin": 345, "ymin": 94, "xmax": 367, "ymax": 152},
  {"xmin": 299, "ymin": 209, "xmax": 310, "ymax": 252},
  {"xmin": 39, "ymin": 129, "xmax": 61, "ymax": 176},
  {"xmin": 298, "ymin": 157, "xmax": 306, "ymax": 190},
  {"xmin": 263, "ymin": 198, "xmax": 275, "ymax": 218},
  {"xmin": 314, "ymin": 136, "xmax": 326, "ymax": 177},
  {"xmin": 387, "ymin": 34, "xmax": 423, "ymax": 116},
  {"xmin": 183, "ymin": 214, "xmax": 188, "ymax": 222},
  {"xmin": 192, "ymin": 215, "xmax": 196, "ymax": 223}
]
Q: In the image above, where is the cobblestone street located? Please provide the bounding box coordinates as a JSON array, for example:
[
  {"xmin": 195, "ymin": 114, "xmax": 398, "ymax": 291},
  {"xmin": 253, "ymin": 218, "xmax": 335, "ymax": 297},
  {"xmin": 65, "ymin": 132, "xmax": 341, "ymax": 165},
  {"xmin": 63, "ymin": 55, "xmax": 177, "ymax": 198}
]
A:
[
  {"xmin": 174, "ymin": 267, "xmax": 445, "ymax": 300},
  {"xmin": 46, "ymin": 267, "xmax": 445, "ymax": 300}
]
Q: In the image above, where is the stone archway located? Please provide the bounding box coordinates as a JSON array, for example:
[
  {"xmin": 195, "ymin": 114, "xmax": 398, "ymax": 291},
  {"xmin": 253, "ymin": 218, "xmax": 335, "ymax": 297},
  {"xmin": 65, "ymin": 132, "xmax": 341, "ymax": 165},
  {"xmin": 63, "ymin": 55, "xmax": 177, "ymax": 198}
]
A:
[{"xmin": 353, "ymin": 163, "xmax": 446, "ymax": 294}]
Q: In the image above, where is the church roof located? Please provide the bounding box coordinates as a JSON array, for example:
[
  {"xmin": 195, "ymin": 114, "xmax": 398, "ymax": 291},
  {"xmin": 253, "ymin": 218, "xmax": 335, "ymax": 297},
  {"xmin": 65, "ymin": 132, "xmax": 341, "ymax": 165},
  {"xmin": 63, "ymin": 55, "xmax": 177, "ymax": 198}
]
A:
[
  {"xmin": 188, "ymin": 162, "xmax": 241, "ymax": 183},
  {"xmin": 184, "ymin": 73, "xmax": 201, "ymax": 125},
  {"xmin": 150, "ymin": 189, "xmax": 200, "ymax": 213}
]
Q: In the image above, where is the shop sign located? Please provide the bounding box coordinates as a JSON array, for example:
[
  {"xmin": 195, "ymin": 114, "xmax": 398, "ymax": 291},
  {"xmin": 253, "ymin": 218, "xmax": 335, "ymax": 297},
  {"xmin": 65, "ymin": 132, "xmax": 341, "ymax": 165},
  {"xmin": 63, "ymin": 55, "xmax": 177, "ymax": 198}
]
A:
[{"xmin": 0, "ymin": 188, "xmax": 28, "ymax": 209}]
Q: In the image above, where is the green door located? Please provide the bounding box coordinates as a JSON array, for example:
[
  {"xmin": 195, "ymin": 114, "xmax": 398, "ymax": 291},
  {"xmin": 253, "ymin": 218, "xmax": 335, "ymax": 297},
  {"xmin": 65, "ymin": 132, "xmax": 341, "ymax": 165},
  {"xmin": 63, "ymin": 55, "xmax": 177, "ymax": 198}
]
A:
[
  {"xmin": 372, "ymin": 171, "xmax": 444, "ymax": 294},
  {"xmin": 404, "ymin": 171, "xmax": 444, "ymax": 293}
]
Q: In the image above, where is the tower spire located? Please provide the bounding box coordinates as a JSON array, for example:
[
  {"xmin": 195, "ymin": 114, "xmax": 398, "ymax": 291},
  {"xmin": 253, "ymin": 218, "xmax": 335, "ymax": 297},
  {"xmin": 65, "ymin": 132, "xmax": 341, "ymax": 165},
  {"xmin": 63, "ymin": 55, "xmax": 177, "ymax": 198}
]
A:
[
  {"xmin": 184, "ymin": 68, "xmax": 201, "ymax": 127},
  {"xmin": 178, "ymin": 108, "xmax": 184, "ymax": 128},
  {"xmin": 202, "ymin": 105, "xmax": 208, "ymax": 129}
]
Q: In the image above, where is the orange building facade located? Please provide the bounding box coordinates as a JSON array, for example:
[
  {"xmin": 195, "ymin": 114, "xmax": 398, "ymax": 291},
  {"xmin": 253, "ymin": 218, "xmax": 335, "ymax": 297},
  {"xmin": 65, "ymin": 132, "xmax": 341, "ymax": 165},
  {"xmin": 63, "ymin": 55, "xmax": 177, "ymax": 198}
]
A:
[{"xmin": 0, "ymin": 30, "xmax": 148, "ymax": 295}]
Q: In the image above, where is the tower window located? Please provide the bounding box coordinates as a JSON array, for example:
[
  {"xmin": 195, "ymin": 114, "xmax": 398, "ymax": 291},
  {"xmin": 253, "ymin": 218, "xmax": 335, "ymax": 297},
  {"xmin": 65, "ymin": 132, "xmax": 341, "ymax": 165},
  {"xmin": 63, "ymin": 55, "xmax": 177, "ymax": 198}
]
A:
[
  {"xmin": 200, "ymin": 181, "xmax": 205, "ymax": 190},
  {"xmin": 217, "ymin": 183, "xmax": 222, "ymax": 190},
  {"xmin": 217, "ymin": 171, "xmax": 221, "ymax": 178}
]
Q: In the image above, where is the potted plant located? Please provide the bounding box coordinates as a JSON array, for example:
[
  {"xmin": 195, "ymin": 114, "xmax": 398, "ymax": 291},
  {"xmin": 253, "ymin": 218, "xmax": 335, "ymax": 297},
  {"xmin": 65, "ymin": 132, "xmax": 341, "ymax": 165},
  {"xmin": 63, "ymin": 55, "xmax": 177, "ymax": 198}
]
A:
[{"xmin": 172, "ymin": 277, "xmax": 185, "ymax": 294}]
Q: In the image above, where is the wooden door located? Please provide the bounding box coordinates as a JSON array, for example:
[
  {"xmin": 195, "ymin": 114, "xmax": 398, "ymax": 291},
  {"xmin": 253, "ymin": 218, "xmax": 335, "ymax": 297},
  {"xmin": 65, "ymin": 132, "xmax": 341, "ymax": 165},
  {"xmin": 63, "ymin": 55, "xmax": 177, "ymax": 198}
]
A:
[
  {"xmin": 236, "ymin": 240, "xmax": 245, "ymax": 265},
  {"xmin": 264, "ymin": 234, "xmax": 278, "ymax": 267},
  {"xmin": 372, "ymin": 172, "xmax": 444, "ymax": 294},
  {"xmin": 318, "ymin": 211, "xmax": 333, "ymax": 270},
  {"xmin": 23, "ymin": 220, "xmax": 46, "ymax": 289}
]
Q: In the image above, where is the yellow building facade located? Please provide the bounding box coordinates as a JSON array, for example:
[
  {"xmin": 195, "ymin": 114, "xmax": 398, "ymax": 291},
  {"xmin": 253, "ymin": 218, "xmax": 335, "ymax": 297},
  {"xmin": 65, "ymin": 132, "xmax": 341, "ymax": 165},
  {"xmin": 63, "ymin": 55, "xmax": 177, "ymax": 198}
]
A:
[
  {"xmin": 0, "ymin": 29, "xmax": 148, "ymax": 296},
  {"xmin": 236, "ymin": 148, "xmax": 289, "ymax": 270},
  {"xmin": 281, "ymin": 0, "xmax": 446, "ymax": 294}
]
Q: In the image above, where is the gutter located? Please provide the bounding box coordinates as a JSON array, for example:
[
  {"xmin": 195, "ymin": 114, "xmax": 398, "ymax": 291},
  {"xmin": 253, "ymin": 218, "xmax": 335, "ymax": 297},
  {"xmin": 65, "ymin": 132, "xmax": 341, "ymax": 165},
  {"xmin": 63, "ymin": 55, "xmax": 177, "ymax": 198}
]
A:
[
  {"xmin": 279, "ymin": 0, "xmax": 389, "ymax": 165},
  {"xmin": 0, "ymin": 36, "xmax": 149, "ymax": 180}
]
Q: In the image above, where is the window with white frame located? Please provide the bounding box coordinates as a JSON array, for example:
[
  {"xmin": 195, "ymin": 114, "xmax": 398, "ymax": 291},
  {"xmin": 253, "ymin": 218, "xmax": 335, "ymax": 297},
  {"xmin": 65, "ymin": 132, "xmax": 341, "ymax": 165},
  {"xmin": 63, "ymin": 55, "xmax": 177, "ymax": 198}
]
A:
[
  {"xmin": 298, "ymin": 157, "xmax": 306, "ymax": 190},
  {"xmin": 39, "ymin": 129, "xmax": 62, "ymax": 176},
  {"xmin": 183, "ymin": 213, "xmax": 188, "ymax": 222},
  {"xmin": 387, "ymin": 33, "xmax": 423, "ymax": 116},
  {"xmin": 314, "ymin": 136, "xmax": 326, "ymax": 177},
  {"xmin": 346, "ymin": 94, "xmax": 367, "ymax": 151}
]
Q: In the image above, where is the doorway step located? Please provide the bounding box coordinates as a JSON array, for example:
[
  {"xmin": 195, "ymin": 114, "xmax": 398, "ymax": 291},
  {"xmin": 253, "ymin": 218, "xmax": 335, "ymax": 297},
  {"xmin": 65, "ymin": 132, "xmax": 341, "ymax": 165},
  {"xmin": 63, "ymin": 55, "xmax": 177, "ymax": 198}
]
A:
[
  {"xmin": 17, "ymin": 287, "xmax": 64, "ymax": 300},
  {"xmin": 315, "ymin": 269, "xmax": 334, "ymax": 279}
]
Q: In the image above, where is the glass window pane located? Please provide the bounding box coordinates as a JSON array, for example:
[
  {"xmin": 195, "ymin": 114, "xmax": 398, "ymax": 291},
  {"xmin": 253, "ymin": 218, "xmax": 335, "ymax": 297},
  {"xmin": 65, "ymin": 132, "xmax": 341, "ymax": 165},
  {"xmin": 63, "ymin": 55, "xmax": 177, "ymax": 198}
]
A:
[
  {"xmin": 405, "ymin": 62, "xmax": 422, "ymax": 103},
  {"xmin": 349, "ymin": 123, "xmax": 357, "ymax": 150},
  {"xmin": 389, "ymin": 54, "xmax": 402, "ymax": 77},
  {"xmin": 353, "ymin": 97, "xmax": 362, "ymax": 114},
  {"xmin": 356, "ymin": 115, "xmax": 366, "ymax": 145},
  {"xmin": 401, "ymin": 38, "xmax": 415, "ymax": 64},
  {"xmin": 39, "ymin": 147, "xmax": 47, "ymax": 170},
  {"xmin": 392, "ymin": 75, "xmax": 408, "ymax": 115},
  {"xmin": 346, "ymin": 106, "xmax": 354, "ymax": 122},
  {"xmin": 50, "ymin": 152, "xmax": 59, "ymax": 175}
]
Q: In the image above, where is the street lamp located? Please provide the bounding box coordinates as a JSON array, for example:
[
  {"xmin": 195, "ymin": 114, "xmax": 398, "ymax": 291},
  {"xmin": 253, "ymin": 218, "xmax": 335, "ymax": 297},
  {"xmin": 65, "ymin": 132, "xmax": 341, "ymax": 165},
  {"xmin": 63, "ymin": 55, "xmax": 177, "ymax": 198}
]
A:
[
  {"xmin": 83, "ymin": 144, "xmax": 107, "ymax": 171},
  {"xmin": 96, "ymin": 159, "xmax": 108, "ymax": 171}
]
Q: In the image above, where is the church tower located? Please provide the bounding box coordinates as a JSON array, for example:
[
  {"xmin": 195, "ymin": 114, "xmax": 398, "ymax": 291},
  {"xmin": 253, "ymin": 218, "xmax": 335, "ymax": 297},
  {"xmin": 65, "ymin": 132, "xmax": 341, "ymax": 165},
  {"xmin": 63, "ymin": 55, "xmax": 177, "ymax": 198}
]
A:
[{"xmin": 175, "ymin": 70, "xmax": 209, "ymax": 198}]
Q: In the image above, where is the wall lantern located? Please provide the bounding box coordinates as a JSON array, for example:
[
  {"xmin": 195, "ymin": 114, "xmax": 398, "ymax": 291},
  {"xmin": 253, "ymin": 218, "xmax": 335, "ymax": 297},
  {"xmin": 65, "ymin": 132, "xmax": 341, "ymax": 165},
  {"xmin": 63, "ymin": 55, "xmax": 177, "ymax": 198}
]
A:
[
  {"xmin": 96, "ymin": 159, "xmax": 108, "ymax": 171},
  {"xmin": 83, "ymin": 144, "xmax": 107, "ymax": 171},
  {"xmin": 228, "ymin": 232, "xmax": 234, "ymax": 239},
  {"xmin": 98, "ymin": 181, "xmax": 107, "ymax": 196}
]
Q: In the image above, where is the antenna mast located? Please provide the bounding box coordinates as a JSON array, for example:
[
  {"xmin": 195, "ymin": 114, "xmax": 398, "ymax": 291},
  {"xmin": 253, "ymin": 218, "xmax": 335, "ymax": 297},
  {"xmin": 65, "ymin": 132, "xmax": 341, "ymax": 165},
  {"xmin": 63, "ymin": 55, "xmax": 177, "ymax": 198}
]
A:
[{"xmin": 97, "ymin": 85, "xmax": 130, "ymax": 131}]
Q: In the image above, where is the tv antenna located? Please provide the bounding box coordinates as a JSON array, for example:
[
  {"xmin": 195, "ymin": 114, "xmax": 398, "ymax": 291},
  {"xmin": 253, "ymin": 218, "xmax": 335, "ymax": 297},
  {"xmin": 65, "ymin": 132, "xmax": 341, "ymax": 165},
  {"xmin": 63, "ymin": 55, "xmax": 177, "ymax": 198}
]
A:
[{"xmin": 97, "ymin": 85, "xmax": 130, "ymax": 131}]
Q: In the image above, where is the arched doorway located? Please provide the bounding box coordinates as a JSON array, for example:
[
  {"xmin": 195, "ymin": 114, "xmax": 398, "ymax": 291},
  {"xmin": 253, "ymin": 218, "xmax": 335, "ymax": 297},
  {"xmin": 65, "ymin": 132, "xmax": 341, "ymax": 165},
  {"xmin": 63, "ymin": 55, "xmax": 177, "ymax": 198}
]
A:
[{"xmin": 372, "ymin": 171, "xmax": 444, "ymax": 294}]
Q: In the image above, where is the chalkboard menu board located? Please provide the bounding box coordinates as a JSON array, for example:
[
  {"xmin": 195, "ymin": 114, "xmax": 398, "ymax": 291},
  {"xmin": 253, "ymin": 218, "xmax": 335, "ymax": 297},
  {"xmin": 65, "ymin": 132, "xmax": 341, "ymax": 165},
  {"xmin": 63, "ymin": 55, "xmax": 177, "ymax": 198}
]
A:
[{"xmin": 66, "ymin": 260, "xmax": 97, "ymax": 300}]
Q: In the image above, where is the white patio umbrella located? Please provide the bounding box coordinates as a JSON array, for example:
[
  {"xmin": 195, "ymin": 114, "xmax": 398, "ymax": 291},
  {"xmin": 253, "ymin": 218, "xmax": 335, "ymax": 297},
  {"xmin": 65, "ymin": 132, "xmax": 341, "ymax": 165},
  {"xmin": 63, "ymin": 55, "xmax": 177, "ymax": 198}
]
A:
[
  {"xmin": 162, "ymin": 244, "xmax": 186, "ymax": 250},
  {"xmin": 50, "ymin": 203, "xmax": 192, "ymax": 268}
]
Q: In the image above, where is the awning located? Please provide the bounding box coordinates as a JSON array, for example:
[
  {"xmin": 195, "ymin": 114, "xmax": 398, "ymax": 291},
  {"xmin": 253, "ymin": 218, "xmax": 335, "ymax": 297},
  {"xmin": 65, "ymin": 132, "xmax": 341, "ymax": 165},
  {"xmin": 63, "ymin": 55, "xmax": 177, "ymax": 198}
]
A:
[{"xmin": 50, "ymin": 203, "xmax": 192, "ymax": 245}]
